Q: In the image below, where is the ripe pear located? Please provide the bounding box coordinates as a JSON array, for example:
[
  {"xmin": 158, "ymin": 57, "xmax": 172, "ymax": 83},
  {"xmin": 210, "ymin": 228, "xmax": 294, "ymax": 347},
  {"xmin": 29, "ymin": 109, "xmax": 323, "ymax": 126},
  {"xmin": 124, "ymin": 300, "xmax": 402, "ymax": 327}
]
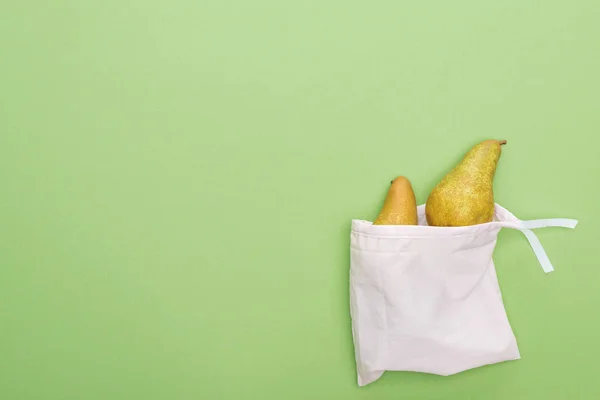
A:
[
  {"xmin": 425, "ymin": 140, "xmax": 507, "ymax": 227},
  {"xmin": 373, "ymin": 176, "xmax": 418, "ymax": 225}
]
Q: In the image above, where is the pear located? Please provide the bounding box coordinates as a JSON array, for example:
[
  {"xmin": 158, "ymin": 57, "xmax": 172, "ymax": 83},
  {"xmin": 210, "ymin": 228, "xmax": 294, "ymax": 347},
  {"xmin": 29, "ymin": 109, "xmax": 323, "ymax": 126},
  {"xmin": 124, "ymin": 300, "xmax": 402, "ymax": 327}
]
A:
[
  {"xmin": 373, "ymin": 176, "xmax": 418, "ymax": 225},
  {"xmin": 425, "ymin": 140, "xmax": 507, "ymax": 227}
]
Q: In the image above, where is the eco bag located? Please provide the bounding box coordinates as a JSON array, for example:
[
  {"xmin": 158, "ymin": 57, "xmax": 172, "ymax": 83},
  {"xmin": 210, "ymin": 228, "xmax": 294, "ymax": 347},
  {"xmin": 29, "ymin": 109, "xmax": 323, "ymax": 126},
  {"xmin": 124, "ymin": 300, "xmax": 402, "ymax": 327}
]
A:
[{"xmin": 349, "ymin": 203, "xmax": 577, "ymax": 386}]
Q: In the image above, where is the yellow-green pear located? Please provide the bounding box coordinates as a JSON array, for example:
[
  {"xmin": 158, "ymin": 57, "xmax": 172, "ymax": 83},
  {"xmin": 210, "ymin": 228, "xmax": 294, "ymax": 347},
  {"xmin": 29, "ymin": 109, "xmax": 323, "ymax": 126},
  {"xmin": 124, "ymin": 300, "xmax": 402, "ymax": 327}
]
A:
[
  {"xmin": 374, "ymin": 176, "xmax": 418, "ymax": 225},
  {"xmin": 426, "ymin": 140, "xmax": 507, "ymax": 227}
]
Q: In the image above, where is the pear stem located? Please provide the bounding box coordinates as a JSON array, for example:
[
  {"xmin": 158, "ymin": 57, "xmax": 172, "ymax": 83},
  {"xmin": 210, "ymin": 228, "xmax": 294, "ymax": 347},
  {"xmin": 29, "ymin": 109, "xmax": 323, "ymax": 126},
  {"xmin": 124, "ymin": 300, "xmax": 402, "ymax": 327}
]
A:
[{"xmin": 499, "ymin": 140, "xmax": 507, "ymax": 145}]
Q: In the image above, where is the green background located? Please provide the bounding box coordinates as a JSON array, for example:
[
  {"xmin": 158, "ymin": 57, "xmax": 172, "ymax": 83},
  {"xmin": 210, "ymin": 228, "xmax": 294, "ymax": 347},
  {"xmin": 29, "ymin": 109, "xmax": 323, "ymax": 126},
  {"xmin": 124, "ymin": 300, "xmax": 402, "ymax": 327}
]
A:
[{"xmin": 1, "ymin": 1, "xmax": 598, "ymax": 399}]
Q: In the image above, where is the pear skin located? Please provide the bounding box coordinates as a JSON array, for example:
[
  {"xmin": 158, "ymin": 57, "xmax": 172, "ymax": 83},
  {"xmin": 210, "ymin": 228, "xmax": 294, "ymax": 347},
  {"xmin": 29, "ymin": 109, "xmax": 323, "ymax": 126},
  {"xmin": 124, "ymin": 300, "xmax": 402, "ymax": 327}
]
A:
[
  {"xmin": 373, "ymin": 176, "xmax": 418, "ymax": 225},
  {"xmin": 425, "ymin": 140, "xmax": 506, "ymax": 227}
]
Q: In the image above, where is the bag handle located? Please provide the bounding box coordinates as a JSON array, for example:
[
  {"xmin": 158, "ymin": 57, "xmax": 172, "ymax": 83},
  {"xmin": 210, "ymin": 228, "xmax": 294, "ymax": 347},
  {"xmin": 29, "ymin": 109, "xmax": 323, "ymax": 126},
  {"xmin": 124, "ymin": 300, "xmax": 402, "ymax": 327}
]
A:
[{"xmin": 499, "ymin": 218, "xmax": 578, "ymax": 273}]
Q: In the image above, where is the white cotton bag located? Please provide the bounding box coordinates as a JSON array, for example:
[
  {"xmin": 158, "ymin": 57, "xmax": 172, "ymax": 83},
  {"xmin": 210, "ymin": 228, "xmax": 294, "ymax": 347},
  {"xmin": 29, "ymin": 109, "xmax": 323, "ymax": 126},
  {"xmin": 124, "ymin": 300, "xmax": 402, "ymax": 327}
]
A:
[{"xmin": 349, "ymin": 204, "xmax": 577, "ymax": 386}]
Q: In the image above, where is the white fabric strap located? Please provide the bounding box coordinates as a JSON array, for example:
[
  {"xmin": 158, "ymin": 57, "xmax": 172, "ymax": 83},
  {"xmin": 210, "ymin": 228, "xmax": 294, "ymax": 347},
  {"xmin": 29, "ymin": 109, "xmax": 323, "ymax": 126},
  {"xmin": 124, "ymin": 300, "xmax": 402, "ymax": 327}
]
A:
[{"xmin": 515, "ymin": 218, "xmax": 578, "ymax": 273}]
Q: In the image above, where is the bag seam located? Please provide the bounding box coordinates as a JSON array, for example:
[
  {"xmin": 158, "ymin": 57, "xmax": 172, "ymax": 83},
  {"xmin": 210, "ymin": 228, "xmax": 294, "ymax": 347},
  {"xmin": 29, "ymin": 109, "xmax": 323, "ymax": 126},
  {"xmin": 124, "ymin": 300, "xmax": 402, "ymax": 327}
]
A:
[{"xmin": 351, "ymin": 230, "xmax": 496, "ymax": 239}]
